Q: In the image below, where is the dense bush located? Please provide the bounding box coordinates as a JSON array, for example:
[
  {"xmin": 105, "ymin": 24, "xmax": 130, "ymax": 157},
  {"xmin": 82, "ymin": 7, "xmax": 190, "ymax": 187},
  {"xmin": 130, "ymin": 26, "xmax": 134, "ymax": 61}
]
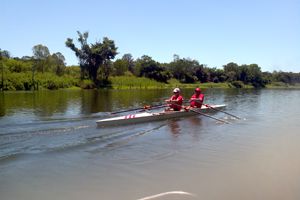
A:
[
  {"xmin": 2, "ymin": 72, "xmax": 32, "ymax": 90},
  {"xmin": 230, "ymin": 81, "xmax": 244, "ymax": 88},
  {"xmin": 1, "ymin": 72, "xmax": 80, "ymax": 90},
  {"xmin": 79, "ymin": 79, "xmax": 96, "ymax": 89}
]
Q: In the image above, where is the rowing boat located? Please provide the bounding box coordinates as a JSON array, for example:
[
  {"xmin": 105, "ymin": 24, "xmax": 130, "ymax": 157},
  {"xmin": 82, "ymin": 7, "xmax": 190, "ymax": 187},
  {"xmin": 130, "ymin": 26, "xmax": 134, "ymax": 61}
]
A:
[{"xmin": 96, "ymin": 104, "xmax": 226, "ymax": 127}]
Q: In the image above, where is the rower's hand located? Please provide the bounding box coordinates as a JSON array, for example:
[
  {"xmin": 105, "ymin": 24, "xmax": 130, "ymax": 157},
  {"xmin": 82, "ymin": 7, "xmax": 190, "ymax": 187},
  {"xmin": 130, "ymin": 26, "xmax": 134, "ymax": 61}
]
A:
[
  {"xmin": 165, "ymin": 99, "xmax": 174, "ymax": 103},
  {"xmin": 190, "ymin": 99, "xmax": 200, "ymax": 102},
  {"xmin": 143, "ymin": 105, "xmax": 151, "ymax": 109}
]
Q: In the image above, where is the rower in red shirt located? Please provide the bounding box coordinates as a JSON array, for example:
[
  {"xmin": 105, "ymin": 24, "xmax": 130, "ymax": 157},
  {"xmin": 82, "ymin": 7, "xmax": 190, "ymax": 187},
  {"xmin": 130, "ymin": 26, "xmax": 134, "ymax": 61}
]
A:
[
  {"xmin": 189, "ymin": 87, "xmax": 204, "ymax": 108},
  {"xmin": 165, "ymin": 88, "xmax": 183, "ymax": 111}
]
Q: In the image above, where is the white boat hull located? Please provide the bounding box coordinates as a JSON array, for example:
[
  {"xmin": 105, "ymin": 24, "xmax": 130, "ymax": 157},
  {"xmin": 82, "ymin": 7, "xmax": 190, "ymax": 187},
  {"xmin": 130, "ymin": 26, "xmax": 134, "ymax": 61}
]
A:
[{"xmin": 96, "ymin": 104, "xmax": 226, "ymax": 127}]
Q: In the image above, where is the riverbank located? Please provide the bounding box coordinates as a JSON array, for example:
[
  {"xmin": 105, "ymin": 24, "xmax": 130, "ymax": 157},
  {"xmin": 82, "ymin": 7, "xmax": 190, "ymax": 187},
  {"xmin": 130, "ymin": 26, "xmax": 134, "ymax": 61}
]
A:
[
  {"xmin": 1, "ymin": 75, "xmax": 300, "ymax": 91},
  {"xmin": 109, "ymin": 77, "xmax": 300, "ymax": 90},
  {"xmin": 265, "ymin": 82, "xmax": 300, "ymax": 89}
]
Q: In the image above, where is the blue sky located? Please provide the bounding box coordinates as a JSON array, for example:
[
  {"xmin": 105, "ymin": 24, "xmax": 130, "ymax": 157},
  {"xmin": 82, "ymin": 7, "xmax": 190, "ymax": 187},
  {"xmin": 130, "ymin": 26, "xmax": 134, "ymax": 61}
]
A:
[{"xmin": 2, "ymin": 0, "xmax": 300, "ymax": 72}]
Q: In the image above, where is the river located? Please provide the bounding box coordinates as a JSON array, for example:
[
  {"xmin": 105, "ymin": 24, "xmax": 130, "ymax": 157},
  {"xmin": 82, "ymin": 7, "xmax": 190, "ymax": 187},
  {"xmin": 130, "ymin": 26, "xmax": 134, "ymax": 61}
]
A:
[{"xmin": 0, "ymin": 88, "xmax": 300, "ymax": 200}]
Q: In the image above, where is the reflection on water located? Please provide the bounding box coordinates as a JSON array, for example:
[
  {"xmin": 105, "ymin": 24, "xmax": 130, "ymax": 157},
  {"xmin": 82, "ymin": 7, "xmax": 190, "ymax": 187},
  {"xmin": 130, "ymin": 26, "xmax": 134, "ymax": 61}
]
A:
[
  {"xmin": 168, "ymin": 120, "xmax": 181, "ymax": 136},
  {"xmin": 0, "ymin": 89, "xmax": 170, "ymax": 118},
  {"xmin": 0, "ymin": 89, "xmax": 300, "ymax": 200}
]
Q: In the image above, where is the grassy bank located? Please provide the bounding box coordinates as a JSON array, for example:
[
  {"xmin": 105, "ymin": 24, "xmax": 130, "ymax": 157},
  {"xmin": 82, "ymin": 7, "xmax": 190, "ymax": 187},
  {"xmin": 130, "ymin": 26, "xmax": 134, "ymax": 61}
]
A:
[
  {"xmin": 110, "ymin": 76, "xmax": 300, "ymax": 90},
  {"xmin": 2, "ymin": 73, "xmax": 300, "ymax": 91},
  {"xmin": 265, "ymin": 82, "xmax": 300, "ymax": 89},
  {"xmin": 109, "ymin": 76, "xmax": 234, "ymax": 89}
]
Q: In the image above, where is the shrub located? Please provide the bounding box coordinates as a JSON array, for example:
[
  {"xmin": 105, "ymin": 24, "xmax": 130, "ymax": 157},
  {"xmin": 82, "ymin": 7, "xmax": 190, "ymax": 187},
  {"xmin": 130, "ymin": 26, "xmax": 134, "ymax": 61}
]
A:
[
  {"xmin": 79, "ymin": 79, "xmax": 96, "ymax": 89},
  {"xmin": 230, "ymin": 81, "xmax": 244, "ymax": 88}
]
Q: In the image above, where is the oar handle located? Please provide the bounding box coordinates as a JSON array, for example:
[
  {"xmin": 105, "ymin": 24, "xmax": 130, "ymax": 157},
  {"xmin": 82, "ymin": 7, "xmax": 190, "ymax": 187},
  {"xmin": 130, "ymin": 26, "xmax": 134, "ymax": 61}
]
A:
[{"xmin": 111, "ymin": 103, "xmax": 168, "ymax": 114}]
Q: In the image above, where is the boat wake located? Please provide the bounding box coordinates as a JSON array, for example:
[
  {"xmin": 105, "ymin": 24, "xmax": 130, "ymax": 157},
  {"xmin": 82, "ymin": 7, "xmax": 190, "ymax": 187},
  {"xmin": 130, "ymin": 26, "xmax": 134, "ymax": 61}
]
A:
[
  {"xmin": 137, "ymin": 191, "xmax": 196, "ymax": 200},
  {"xmin": 0, "ymin": 116, "xmax": 168, "ymax": 164}
]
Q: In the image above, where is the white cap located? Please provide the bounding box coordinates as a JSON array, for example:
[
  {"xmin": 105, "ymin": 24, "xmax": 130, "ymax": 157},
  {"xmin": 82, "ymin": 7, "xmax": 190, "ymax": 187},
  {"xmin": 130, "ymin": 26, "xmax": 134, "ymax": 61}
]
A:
[{"xmin": 173, "ymin": 88, "xmax": 180, "ymax": 93}]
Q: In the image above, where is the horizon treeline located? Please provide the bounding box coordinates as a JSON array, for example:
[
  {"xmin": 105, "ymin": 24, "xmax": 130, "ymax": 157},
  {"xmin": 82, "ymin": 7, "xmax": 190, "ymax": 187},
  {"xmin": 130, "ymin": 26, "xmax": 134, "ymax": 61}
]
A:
[{"xmin": 1, "ymin": 33, "xmax": 300, "ymax": 90}]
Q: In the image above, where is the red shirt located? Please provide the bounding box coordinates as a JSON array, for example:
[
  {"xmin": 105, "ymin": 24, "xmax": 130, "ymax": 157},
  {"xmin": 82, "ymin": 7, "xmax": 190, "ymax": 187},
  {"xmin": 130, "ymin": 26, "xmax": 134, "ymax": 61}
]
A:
[
  {"xmin": 190, "ymin": 93, "xmax": 204, "ymax": 108},
  {"xmin": 169, "ymin": 95, "xmax": 183, "ymax": 111}
]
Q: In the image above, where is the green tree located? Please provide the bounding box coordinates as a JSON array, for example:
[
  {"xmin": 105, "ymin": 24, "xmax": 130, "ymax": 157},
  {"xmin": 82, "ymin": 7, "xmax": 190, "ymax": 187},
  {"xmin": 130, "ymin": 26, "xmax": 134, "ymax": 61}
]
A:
[
  {"xmin": 207, "ymin": 67, "xmax": 226, "ymax": 83},
  {"xmin": 66, "ymin": 31, "xmax": 118, "ymax": 83},
  {"xmin": 272, "ymin": 71, "xmax": 299, "ymax": 84},
  {"xmin": 194, "ymin": 64, "xmax": 209, "ymax": 83},
  {"xmin": 32, "ymin": 44, "xmax": 50, "ymax": 73},
  {"xmin": 241, "ymin": 64, "xmax": 265, "ymax": 87},
  {"xmin": 122, "ymin": 53, "xmax": 135, "ymax": 73},
  {"xmin": 223, "ymin": 62, "xmax": 240, "ymax": 81},
  {"xmin": 50, "ymin": 52, "xmax": 66, "ymax": 76},
  {"xmin": 113, "ymin": 59, "xmax": 128, "ymax": 76},
  {"xmin": 135, "ymin": 55, "xmax": 171, "ymax": 83},
  {"xmin": 0, "ymin": 49, "xmax": 10, "ymax": 58},
  {"xmin": 168, "ymin": 55, "xmax": 199, "ymax": 83}
]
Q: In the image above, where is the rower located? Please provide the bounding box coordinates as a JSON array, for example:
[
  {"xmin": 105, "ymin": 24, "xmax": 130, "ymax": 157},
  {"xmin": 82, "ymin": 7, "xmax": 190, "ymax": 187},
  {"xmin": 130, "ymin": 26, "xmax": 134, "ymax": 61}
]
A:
[
  {"xmin": 184, "ymin": 88, "xmax": 205, "ymax": 111},
  {"xmin": 165, "ymin": 88, "xmax": 183, "ymax": 111},
  {"xmin": 190, "ymin": 88, "xmax": 204, "ymax": 108}
]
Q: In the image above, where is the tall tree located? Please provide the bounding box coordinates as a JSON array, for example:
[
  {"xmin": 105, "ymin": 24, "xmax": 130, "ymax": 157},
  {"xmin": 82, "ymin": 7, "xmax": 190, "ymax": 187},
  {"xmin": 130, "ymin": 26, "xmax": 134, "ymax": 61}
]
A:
[
  {"xmin": 66, "ymin": 31, "xmax": 118, "ymax": 83},
  {"xmin": 135, "ymin": 55, "xmax": 170, "ymax": 83},
  {"xmin": 113, "ymin": 59, "xmax": 128, "ymax": 76},
  {"xmin": 32, "ymin": 44, "xmax": 50, "ymax": 73},
  {"xmin": 168, "ymin": 55, "xmax": 199, "ymax": 83},
  {"xmin": 223, "ymin": 62, "xmax": 240, "ymax": 81},
  {"xmin": 122, "ymin": 53, "xmax": 134, "ymax": 73},
  {"xmin": 65, "ymin": 31, "xmax": 90, "ymax": 79},
  {"xmin": 0, "ymin": 49, "xmax": 10, "ymax": 58},
  {"xmin": 51, "ymin": 52, "xmax": 66, "ymax": 76}
]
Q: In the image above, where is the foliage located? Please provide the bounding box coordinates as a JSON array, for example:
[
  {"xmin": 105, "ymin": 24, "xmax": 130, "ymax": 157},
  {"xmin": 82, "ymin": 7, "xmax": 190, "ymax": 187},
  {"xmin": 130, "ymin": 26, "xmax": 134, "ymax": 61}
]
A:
[
  {"xmin": 272, "ymin": 71, "xmax": 300, "ymax": 84},
  {"xmin": 65, "ymin": 31, "xmax": 118, "ymax": 83},
  {"xmin": 35, "ymin": 73, "xmax": 78, "ymax": 89},
  {"xmin": 122, "ymin": 53, "xmax": 135, "ymax": 73},
  {"xmin": 2, "ymin": 43, "xmax": 300, "ymax": 91},
  {"xmin": 223, "ymin": 62, "xmax": 267, "ymax": 88},
  {"xmin": 32, "ymin": 44, "xmax": 50, "ymax": 73},
  {"xmin": 167, "ymin": 55, "xmax": 199, "ymax": 83},
  {"xmin": 79, "ymin": 79, "xmax": 96, "ymax": 89},
  {"xmin": 0, "ymin": 48, "xmax": 11, "ymax": 58},
  {"xmin": 49, "ymin": 52, "xmax": 66, "ymax": 76},
  {"xmin": 64, "ymin": 65, "xmax": 81, "ymax": 78},
  {"xmin": 206, "ymin": 67, "xmax": 226, "ymax": 83},
  {"xmin": 230, "ymin": 81, "xmax": 245, "ymax": 88},
  {"xmin": 112, "ymin": 54, "xmax": 135, "ymax": 76},
  {"xmin": 5, "ymin": 58, "xmax": 33, "ymax": 72},
  {"xmin": 110, "ymin": 75, "xmax": 166, "ymax": 89},
  {"xmin": 135, "ymin": 55, "xmax": 171, "ymax": 83},
  {"xmin": 113, "ymin": 59, "xmax": 128, "ymax": 76},
  {"xmin": 1, "ymin": 72, "xmax": 79, "ymax": 90}
]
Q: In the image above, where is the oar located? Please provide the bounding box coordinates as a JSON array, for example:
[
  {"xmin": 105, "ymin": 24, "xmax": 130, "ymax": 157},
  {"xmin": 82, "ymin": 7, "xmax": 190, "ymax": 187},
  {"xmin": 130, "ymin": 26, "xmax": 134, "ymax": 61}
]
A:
[
  {"xmin": 188, "ymin": 108, "xmax": 231, "ymax": 124},
  {"xmin": 169, "ymin": 102, "xmax": 230, "ymax": 124},
  {"xmin": 204, "ymin": 104, "xmax": 241, "ymax": 120},
  {"xmin": 111, "ymin": 103, "xmax": 167, "ymax": 114}
]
